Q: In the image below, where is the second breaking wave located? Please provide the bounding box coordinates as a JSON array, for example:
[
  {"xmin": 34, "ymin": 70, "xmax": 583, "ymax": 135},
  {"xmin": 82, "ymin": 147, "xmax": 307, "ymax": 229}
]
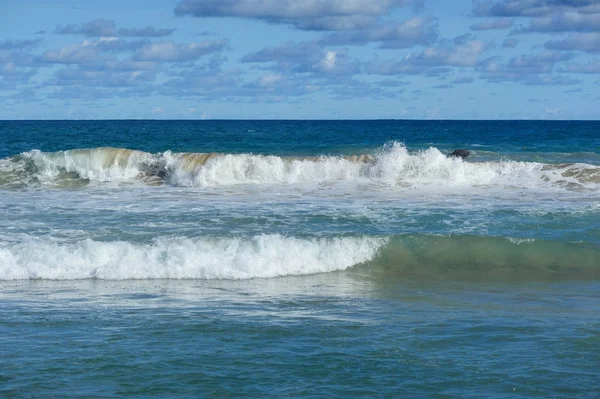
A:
[{"xmin": 1, "ymin": 234, "xmax": 598, "ymax": 281}]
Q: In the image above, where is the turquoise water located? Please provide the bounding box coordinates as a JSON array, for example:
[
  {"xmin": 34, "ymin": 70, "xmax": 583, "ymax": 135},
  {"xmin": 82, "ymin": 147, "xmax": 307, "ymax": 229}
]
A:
[{"xmin": 1, "ymin": 120, "xmax": 599, "ymax": 397}]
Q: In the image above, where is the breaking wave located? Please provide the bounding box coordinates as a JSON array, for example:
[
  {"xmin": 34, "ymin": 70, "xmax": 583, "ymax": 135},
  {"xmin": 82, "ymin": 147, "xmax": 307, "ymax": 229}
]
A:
[
  {"xmin": 0, "ymin": 235, "xmax": 386, "ymax": 280},
  {"xmin": 1, "ymin": 143, "xmax": 599, "ymax": 190},
  {"xmin": 0, "ymin": 234, "xmax": 598, "ymax": 281}
]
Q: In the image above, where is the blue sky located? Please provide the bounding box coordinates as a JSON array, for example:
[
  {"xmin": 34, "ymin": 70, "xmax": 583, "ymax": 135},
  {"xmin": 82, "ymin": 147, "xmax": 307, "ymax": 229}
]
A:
[{"xmin": 1, "ymin": 0, "xmax": 599, "ymax": 119}]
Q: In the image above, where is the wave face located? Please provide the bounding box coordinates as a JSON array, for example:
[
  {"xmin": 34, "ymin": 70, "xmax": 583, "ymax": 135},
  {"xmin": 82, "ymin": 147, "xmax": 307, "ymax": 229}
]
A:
[
  {"xmin": 0, "ymin": 148, "xmax": 155, "ymax": 188},
  {"xmin": 372, "ymin": 235, "xmax": 600, "ymax": 281},
  {"xmin": 1, "ymin": 144, "xmax": 599, "ymax": 190},
  {"xmin": 1, "ymin": 234, "xmax": 598, "ymax": 281}
]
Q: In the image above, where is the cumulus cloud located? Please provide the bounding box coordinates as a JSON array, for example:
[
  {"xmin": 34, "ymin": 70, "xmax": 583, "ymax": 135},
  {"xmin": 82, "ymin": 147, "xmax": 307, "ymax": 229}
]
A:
[
  {"xmin": 160, "ymin": 67, "xmax": 263, "ymax": 100},
  {"xmin": 545, "ymin": 33, "xmax": 600, "ymax": 53},
  {"xmin": 85, "ymin": 60, "xmax": 158, "ymax": 73},
  {"xmin": 49, "ymin": 66, "xmax": 156, "ymax": 87},
  {"xmin": 132, "ymin": 40, "xmax": 228, "ymax": 62},
  {"xmin": 478, "ymin": 51, "xmax": 579, "ymax": 84},
  {"xmin": 474, "ymin": 0, "xmax": 600, "ymax": 17},
  {"xmin": 40, "ymin": 54, "xmax": 228, "ymax": 100},
  {"xmin": 255, "ymin": 73, "xmax": 284, "ymax": 87},
  {"xmin": 514, "ymin": 11, "xmax": 600, "ymax": 33},
  {"xmin": 476, "ymin": 0, "xmax": 600, "ymax": 39},
  {"xmin": 0, "ymin": 62, "xmax": 36, "ymax": 90},
  {"xmin": 235, "ymin": 41, "xmax": 401, "ymax": 101},
  {"xmin": 242, "ymin": 41, "xmax": 321, "ymax": 66},
  {"xmin": 488, "ymin": 51, "xmax": 573, "ymax": 72},
  {"xmin": 364, "ymin": 59, "xmax": 450, "ymax": 76},
  {"xmin": 243, "ymin": 41, "xmax": 361, "ymax": 76},
  {"xmin": 505, "ymin": 51, "xmax": 574, "ymax": 73},
  {"xmin": 92, "ymin": 38, "xmax": 149, "ymax": 53},
  {"xmin": 54, "ymin": 19, "xmax": 177, "ymax": 38},
  {"xmin": 237, "ymin": 72, "xmax": 322, "ymax": 99},
  {"xmin": 174, "ymin": 0, "xmax": 419, "ymax": 31},
  {"xmin": 38, "ymin": 38, "xmax": 148, "ymax": 65},
  {"xmin": 319, "ymin": 16, "xmax": 438, "ymax": 48},
  {"xmin": 408, "ymin": 40, "xmax": 491, "ymax": 67},
  {"xmin": 7, "ymin": 0, "xmax": 597, "ymax": 109},
  {"xmin": 363, "ymin": 39, "xmax": 489, "ymax": 78},
  {"xmin": 46, "ymin": 85, "xmax": 125, "ymax": 100},
  {"xmin": 118, "ymin": 26, "xmax": 176, "ymax": 37},
  {"xmin": 54, "ymin": 19, "xmax": 118, "ymax": 37},
  {"xmin": 561, "ymin": 60, "xmax": 600, "ymax": 73},
  {"xmin": 0, "ymin": 47, "xmax": 38, "ymax": 90},
  {"xmin": 470, "ymin": 18, "xmax": 513, "ymax": 30},
  {"xmin": 155, "ymin": 57, "xmax": 401, "ymax": 103},
  {"xmin": 39, "ymin": 41, "xmax": 112, "ymax": 64}
]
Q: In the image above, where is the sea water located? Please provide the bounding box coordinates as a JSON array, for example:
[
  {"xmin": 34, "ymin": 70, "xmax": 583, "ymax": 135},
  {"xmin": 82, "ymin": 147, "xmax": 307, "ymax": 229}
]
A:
[{"xmin": 0, "ymin": 120, "xmax": 599, "ymax": 397}]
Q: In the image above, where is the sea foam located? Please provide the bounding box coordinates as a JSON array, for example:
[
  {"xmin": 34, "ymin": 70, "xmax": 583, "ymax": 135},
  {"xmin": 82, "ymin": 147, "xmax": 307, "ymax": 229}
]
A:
[
  {"xmin": 0, "ymin": 235, "xmax": 387, "ymax": 280},
  {"xmin": 1, "ymin": 143, "xmax": 598, "ymax": 190}
]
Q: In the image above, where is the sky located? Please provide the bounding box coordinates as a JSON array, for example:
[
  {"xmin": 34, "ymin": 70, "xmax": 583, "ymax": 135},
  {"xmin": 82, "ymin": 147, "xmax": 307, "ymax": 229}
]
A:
[{"xmin": 1, "ymin": 0, "xmax": 599, "ymax": 119}]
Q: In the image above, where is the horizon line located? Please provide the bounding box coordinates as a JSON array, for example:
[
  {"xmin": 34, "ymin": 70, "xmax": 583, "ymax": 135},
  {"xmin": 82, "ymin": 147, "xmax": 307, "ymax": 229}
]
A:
[{"xmin": 1, "ymin": 118, "xmax": 599, "ymax": 122}]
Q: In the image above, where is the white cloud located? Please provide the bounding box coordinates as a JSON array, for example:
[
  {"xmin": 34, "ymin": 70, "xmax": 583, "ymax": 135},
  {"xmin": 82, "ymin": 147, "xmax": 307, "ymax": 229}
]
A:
[
  {"xmin": 321, "ymin": 51, "xmax": 337, "ymax": 70},
  {"xmin": 258, "ymin": 73, "xmax": 283, "ymax": 86},
  {"xmin": 411, "ymin": 40, "xmax": 490, "ymax": 67},
  {"xmin": 54, "ymin": 19, "xmax": 117, "ymax": 37},
  {"xmin": 470, "ymin": 18, "xmax": 513, "ymax": 30},
  {"xmin": 526, "ymin": 12, "xmax": 600, "ymax": 32},
  {"xmin": 545, "ymin": 33, "xmax": 600, "ymax": 53},
  {"xmin": 320, "ymin": 16, "xmax": 438, "ymax": 48},
  {"xmin": 132, "ymin": 40, "xmax": 228, "ymax": 62},
  {"xmin": 174, "ymin": 0, "xmax": 418, "ymax": 31},
  {"xmin": 474, "ymin": 1, "xmax": 600, "ymax": 17},
  {"xmin": 39, "ymin": 40, "xmax": 111, "ymax": 64},
  {"xmin": 118, "ymin": 26, "xmax": 176, "ymax": 37}
]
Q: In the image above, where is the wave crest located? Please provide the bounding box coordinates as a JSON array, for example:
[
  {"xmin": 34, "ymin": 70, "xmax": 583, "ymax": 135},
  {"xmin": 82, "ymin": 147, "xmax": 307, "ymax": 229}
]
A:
[
  {"xmin": 0, "ymin": 235, "xmax": 386, "ymax": 280},
  {"xmin": 1, "ymin": 234, "xmax": 598, "ymax": 281},
  {"xmin": 1, "ymin": 144, "xmax": 599, "ymax": 190}
]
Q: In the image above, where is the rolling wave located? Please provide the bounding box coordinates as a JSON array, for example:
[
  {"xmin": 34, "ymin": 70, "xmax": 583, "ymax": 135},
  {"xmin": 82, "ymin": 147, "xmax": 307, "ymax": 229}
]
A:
[
  {"xmin": 0, "ymin": 143, "xmax": 599, "ymax": 189},
  {"xmin": 1, "ymin": 234, "xmax": 598, "ymax": 281},
  {"xmin": 0, "ymin": 235, "xmax": 385, "ymax": 280}
]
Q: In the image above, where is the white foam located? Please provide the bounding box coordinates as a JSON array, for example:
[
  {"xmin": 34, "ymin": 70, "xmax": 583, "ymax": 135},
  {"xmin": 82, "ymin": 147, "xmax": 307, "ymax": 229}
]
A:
[
  {"xmin": 0, "ymin": 235, "xmax": 387, "ymax": 280},
  {"xmin": 23, "ymin": 148, "xmax": 151, "ymax": 182},
  {"xmin": 165, "ymin": 143, "xmax": 599, "ymax": 189},
  {"xmin": 2, "ymin": 143, "xmax": 598, "ymax": 190},
  {"xmin": 167, "ymin": 153, "xmax": 367, "ymax": 186}
]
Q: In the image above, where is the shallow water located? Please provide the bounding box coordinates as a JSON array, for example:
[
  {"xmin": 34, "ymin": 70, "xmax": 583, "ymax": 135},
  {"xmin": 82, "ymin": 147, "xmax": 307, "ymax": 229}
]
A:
[{"xmin": 1, "ymin": 278, "xmax": 599, "ymax": 398}]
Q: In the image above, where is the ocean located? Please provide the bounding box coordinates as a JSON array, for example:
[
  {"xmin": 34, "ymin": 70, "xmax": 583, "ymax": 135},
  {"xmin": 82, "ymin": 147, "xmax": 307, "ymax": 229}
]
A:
[{"xmin": 1, "ymin": 120, "xmax": 599, "ymax": 397}]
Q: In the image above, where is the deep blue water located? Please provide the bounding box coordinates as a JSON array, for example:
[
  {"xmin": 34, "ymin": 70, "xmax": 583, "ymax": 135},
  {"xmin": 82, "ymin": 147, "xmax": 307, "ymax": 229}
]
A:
[
  {"xmin": 1, "ymin": 120, "xmax": 599, "ymax": 397},
  {"xmin": 2, "ymin": 119, "xmax": 600, "ymax": 159}
]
